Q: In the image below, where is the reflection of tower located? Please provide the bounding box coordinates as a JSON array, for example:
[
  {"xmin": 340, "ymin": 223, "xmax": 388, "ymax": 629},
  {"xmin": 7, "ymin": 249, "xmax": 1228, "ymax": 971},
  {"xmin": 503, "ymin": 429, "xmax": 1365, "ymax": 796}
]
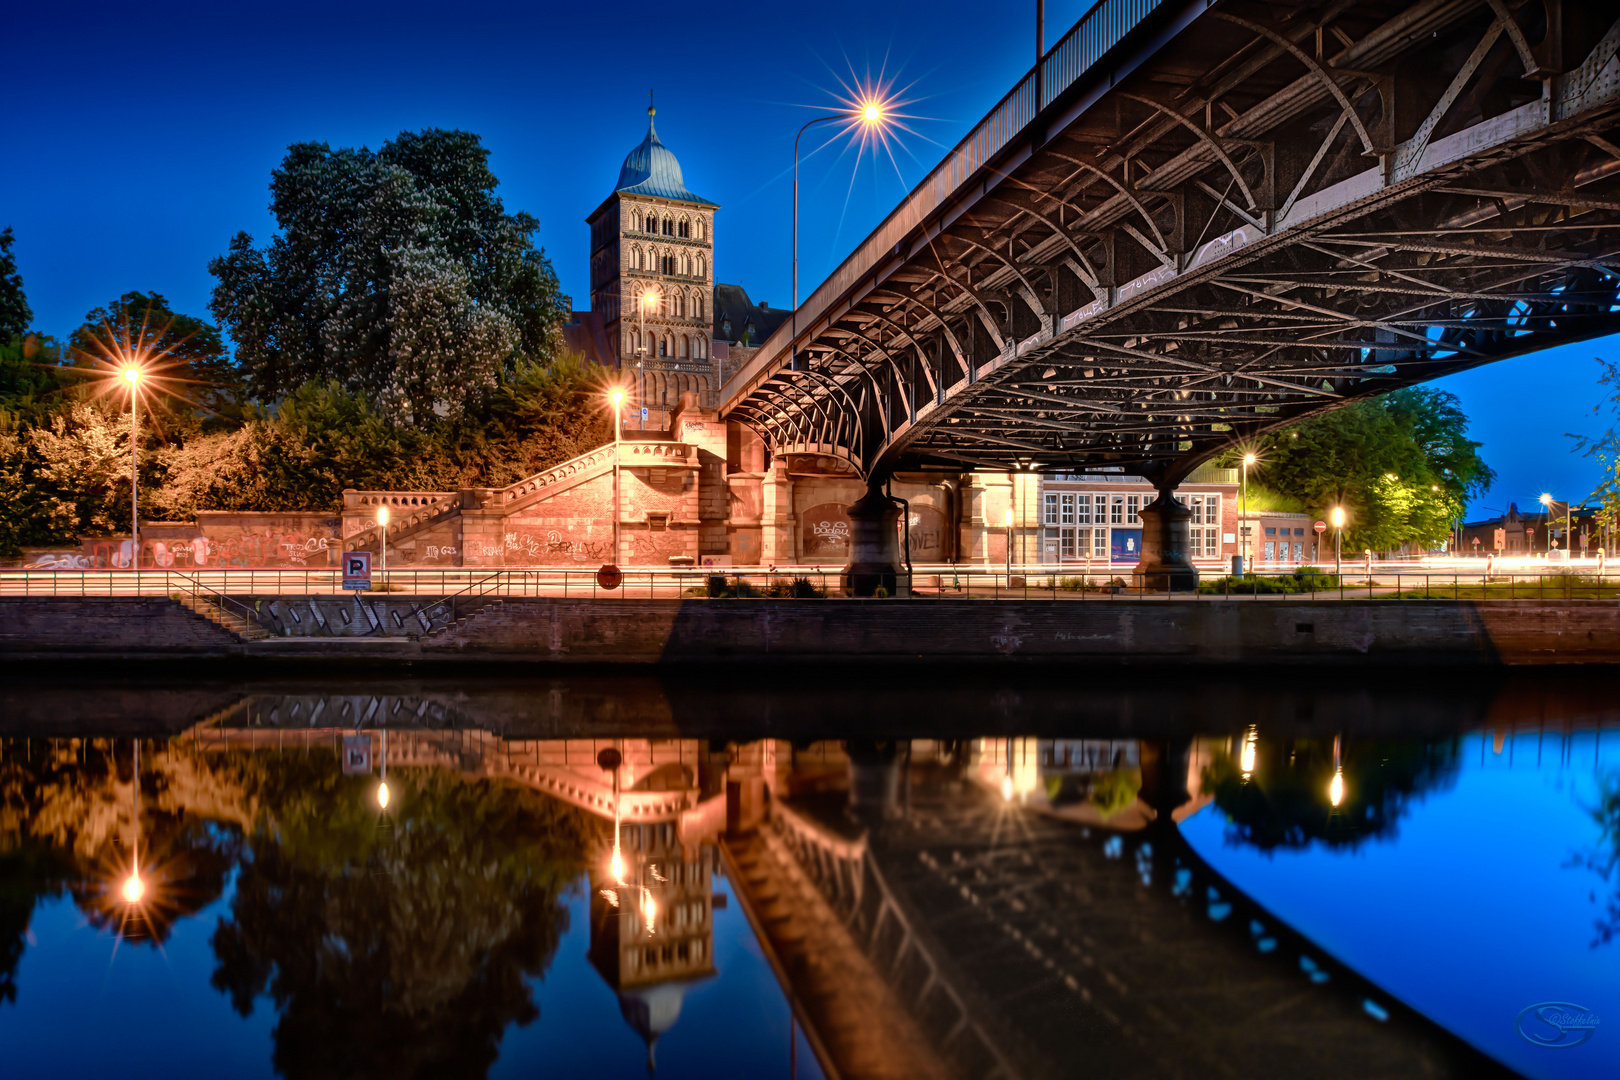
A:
[{"xmin": 588, "ymin": 821, "xmax": 717, "ymax": 1072}]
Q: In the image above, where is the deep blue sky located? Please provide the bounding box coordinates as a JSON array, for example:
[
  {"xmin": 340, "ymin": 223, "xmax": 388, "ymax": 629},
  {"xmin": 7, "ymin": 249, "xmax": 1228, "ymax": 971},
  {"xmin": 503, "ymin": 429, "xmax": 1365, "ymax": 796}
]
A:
[{"xmin": 3, "ymin": 0, "xmax": 1613, "ymax": 517}]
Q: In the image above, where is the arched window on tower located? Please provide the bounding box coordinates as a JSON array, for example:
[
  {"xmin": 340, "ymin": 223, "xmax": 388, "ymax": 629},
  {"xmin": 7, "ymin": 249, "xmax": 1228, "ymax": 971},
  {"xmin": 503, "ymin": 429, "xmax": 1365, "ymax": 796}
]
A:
[
  {"xmin": 697, "ymin": 217, "xmax": 706, "ymax": 240},
  {"xmin": 659, "ymin": 337, "xmax": 668, "ymax": 358},
  {"xmin": 677, "ymin": 217, "xmax": 689, "ymax": 238},
  {"xmin": 696, "ymin": 254, "xmax": 705, "ymax": 278},
  {"xmin": 662, "ymin": 217, "xmax": 673, "ymax": 236},
  {"xmin": 694, "ymin": 293, "xmax": 703, "ymax": 320},
  {"xmin": 695, "ymin": 337, "xmax": 705, "ymax": 360}
]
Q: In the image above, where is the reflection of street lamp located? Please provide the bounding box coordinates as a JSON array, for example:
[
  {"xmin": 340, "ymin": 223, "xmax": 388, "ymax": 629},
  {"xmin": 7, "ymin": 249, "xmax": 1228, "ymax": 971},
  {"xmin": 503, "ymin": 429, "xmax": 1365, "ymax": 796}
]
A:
[
  {"xmin": 598, "ymin": 746, "xmax": 626, "ymax": 884},
  {"xmin": 1240, "ymin": 724, "xmax": 1258, "ymax": 780},
  {"xmin": 793, "ymin": 101, "xmax": 890, "ymax": 365},
  {"xmin": 376, "ymin": 728, "xmax": 390, "ymax": 809},
  {"xmin": 609, "ymin": 388, "xmax": 625, "ymax": 565},
  {"xmin": 122, "ymin": 738, "xmax": 145, "ymax": 904},
  {"xmin": 122, "ymin": 364, "xmax": 144, "ymax": 564},
  {"xmin": 1328, "ymin": 735, "xmax": 1345, "ymax": 808},
  {"xmin": 1331, "ymin": 506, "xmax": 1345, "ymax": 579}
]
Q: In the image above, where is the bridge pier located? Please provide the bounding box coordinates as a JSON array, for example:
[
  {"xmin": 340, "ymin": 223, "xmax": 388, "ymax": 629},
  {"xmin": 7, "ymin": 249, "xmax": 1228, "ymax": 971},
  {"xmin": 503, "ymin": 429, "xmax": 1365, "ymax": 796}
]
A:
[
  {"xmin": 1133, "ymin": 489, "xmax": 1199, "ymax": 592},
  {"xmin": 841, "ymin": 479, "xmax": 902, "ymax": 597}
]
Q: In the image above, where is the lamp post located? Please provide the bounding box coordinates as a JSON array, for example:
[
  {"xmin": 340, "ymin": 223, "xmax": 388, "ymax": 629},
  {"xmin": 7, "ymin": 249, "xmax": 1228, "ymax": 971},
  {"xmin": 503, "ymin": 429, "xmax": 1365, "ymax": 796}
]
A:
[
  {"xmin": 376, "ymin": 504, "xmax": 389, "ymax": 587},
  {"xmin": 610, "ymin": 388, "xmax": 625, "ymax": 565},
  {"xmin": 122, "ymin": 365, "xmax": 143, "ymax": 566},
  {"xmin": 793, "ymin": 102, "xmax": 887, "ymax": 366},
  {"xmin": 637, "ymin": 289, "xmax": 655, "ymax": 429},
  {"xmin": 1004, "ymin": 506, "xmax": 1014, "ymax": 580},
  {"xmin": 1241, "ymin": 452, "xmax": 1256, "ymax": 571},
  {"xmin": 1540, "ymin": 493, "xmax": 1555, "ymax": 558},
  {"xmin": 1331, "ymin": 505, "xmax": 1345, "ymax": 579}
]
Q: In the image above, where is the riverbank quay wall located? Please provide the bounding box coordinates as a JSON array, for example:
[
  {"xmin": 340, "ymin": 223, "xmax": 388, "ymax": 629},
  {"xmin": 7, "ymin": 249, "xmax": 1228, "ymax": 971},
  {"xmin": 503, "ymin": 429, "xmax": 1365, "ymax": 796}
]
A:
[{"xmin": 1, "ymin": 597, "xmax": 1616, "ymax": 666}]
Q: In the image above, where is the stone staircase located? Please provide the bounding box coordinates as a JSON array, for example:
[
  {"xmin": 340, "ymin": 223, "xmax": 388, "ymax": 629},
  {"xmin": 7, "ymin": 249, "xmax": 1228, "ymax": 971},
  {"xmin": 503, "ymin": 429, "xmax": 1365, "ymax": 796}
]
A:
[
  {"xmin": 175, "ymin": 594, "xmax": 270, "ymax": 641},
  {"xmin": 416, "ymin": 598, "xmax": 507, "ymax": 641}
]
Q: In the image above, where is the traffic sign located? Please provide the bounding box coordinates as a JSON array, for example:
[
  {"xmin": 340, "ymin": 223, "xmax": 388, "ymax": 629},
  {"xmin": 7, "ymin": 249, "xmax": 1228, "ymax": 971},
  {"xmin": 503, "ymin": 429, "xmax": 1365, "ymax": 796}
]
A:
[
  {"xmin": 1313, "ymin": 520, "xmax": 1327, "ymax": 534},
  {"xmin": 342, "ymin": 551, "xmax": 372, "ymax": 590},
  {"xmin": 597, "ymin": 564, "xmax": 622, "ymax": 590}
]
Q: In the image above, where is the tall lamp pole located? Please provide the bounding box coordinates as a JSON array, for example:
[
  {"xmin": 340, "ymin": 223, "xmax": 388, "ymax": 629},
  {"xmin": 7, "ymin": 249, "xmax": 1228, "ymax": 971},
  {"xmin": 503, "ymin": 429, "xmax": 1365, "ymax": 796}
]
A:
[
  {"xmin": 1241, "ymin": 452, "xmax": 1256, "ymax": 569},
  {"xmin": 794, "ymin": 103, "xmax": 887, "ymax": 367},
  {"xmin": 1331, "ymin": 505, "xmax": 1345, "ymax": 579},
  {"xmin": 610, "ymin": 388, "xmax": 625, "ymax": 564},
  {"xmin": 122, "ymin": 365, "xmax": 142, "ymax": 566},
  {"xmin": 377, "ymin": 504, "xmax": 389, "ymax": 586},
  {"xmin": 1540, "ymin": 492, "xmax": 1555, "ymax": 558}
]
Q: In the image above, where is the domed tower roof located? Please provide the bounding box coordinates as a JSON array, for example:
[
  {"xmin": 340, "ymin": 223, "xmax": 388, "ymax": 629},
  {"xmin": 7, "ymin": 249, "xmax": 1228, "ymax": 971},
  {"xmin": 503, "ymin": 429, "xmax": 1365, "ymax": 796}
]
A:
[{"xmin": 615, "ymin": 108, "xmax": 716, "ymax": 206}]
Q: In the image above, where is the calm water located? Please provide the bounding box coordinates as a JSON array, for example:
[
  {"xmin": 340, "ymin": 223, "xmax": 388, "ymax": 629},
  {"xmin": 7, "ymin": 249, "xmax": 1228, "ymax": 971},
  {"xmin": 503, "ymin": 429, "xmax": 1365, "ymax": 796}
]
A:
[{"xmin": 0, "ymin": 669, "xmax": 1616, "ymax": 1080}]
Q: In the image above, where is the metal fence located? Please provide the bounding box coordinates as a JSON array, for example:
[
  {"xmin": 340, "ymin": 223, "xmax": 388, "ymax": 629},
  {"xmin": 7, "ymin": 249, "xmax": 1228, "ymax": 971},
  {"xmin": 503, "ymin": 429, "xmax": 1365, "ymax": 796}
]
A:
[{"xmin": 2, "ymin": 565, "xmax": 1617, "ymax": 601}]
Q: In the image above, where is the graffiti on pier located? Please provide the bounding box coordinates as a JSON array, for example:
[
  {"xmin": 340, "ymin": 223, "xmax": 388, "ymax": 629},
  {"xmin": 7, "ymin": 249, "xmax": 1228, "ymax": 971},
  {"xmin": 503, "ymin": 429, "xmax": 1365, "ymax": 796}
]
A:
[
  {"xmin": 476, "ymin": 530, "xmax": 612, "ymax": 565},
  {"xmin": 803, "ymin": 503, "xmax": 852, "ymax": 558}
]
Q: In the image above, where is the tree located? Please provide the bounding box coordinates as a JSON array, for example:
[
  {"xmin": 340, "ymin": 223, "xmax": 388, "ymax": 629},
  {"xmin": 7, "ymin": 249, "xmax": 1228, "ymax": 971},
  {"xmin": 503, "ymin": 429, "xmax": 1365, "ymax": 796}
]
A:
[
  {"xmin": 1571, "ymin": 357, "xmax": 1620, "ymax": 539},
  {"xmin": 209, "ymin": 130, "xmax": 566, "ymax": 420},
  {"xmin": 0, "ymin": 227, "xmax": 31, "ymax": 343},
  {"xmin": 70, "ymin": 291, "xmax": 244, "ymax": 421},
  {"xmin": 1243, "ymin": 388, "xmax": 1495, "ymax": 552}
]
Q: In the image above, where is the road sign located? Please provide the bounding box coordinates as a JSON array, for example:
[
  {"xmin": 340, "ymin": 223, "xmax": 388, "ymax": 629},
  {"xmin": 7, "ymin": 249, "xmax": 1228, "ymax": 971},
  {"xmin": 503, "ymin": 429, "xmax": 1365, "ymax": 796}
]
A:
[
  {"xmin": 1313, "ymin": 520, "xmax": 1327, "ymax": 534},
  {"xmin": 342, "ymin": 551, "xmax": 372, "ymax": 590},
  {"xmin": 597, "ymin": 564, "xmax": 622, "ymax": 590},
  {"xmin": 641, "ymin": 407, "xmax": 648, "ymax": 422}
]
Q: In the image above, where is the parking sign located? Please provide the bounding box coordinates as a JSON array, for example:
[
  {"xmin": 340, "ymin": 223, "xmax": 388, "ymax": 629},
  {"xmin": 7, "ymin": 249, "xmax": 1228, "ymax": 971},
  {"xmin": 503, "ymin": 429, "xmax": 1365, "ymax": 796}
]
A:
[{"xmin": 342, "ymin": 551, "xmax": 372, "ymax": 590}]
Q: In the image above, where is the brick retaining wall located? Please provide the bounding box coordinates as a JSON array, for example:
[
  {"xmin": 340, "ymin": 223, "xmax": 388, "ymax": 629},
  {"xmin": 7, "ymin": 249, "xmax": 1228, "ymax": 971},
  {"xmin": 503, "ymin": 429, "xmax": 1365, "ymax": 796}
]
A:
[{"xmin": 0, "ymin": 597, "xmax": 1615, "ymax": 665}]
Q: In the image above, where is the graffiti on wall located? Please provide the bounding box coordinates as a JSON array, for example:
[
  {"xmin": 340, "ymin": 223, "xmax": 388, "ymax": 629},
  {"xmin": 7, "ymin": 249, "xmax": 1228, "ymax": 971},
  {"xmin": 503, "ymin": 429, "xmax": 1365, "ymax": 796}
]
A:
[
  {"xmin": 473, "ymin": 530, "xmax": 612, "ymax": 565},
  {"xmin": 905, "ymin": 507, "xmax": 948, "ymax": 562},
  {"xmin": 802, "ymin": 503, "xmax": 852, "ymax": 559}
]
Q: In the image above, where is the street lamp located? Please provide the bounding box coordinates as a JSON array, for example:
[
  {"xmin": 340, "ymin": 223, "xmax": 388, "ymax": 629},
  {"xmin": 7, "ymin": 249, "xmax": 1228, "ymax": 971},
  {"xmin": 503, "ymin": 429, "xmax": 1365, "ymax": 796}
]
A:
[
  {"xmin": 122, "ymin": 364, "xmax": 143, "ymax": 566},
  {"xmin": 376, "ymin": 504, "xmax": 389, "ymax": 587},
  {"xmin": 1540, "ymin": 492, "xmax": 1556, "ymax": 558},
  {"xmin": 1241, "ymin": 452, "xmax": 1256, "ymax": 570},
  {"xmin": 793, "ymin": 101, "xmax": 889, "ymax": 365},
  {"xmin": 1328, "ymin": 735, "xmax": 1345, "ymax": 808},
  {"xmin": 636, "ymin": 289, "xmax": 657, "ymax": 430},
  {"xmin": 1004, "ymin": 506, "xmax": 1014, "ymax": 580},
  {"xmin": 1331, "ymin": 505, "xmax": 1345, "ymax": 579},
  {"xmin": 609, "ymin": 387, "xmax": 625, "ymax": 565}
]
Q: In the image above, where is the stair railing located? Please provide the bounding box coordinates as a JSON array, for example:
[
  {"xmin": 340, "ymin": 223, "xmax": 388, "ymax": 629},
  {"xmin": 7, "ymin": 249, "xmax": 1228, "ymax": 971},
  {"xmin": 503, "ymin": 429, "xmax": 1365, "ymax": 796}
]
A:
[
  {"xmin": 167, "ymin": 570, "xmax": 262, "ymax": 630},
  {"xmin": 393, "ymin": 569, "xmax": 521, "ymax": 638}
]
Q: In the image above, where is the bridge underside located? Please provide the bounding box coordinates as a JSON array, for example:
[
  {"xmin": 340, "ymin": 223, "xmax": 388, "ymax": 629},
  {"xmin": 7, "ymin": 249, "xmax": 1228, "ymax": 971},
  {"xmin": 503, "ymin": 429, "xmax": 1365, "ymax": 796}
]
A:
[{"xmin": 728, "ymin": 0, "xmax": 1620, "ymax": 488}]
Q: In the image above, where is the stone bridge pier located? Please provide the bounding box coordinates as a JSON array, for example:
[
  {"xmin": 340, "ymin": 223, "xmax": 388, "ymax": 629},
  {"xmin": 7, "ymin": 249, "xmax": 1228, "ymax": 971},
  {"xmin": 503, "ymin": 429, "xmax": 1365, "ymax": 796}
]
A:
[
  {"xmin": 841, "ymin": 478, "xmax": 903, "ymax": 597},
  {"xmin": 1134, "ymin": 490, "xmax": 1199, "ymax": 592}
]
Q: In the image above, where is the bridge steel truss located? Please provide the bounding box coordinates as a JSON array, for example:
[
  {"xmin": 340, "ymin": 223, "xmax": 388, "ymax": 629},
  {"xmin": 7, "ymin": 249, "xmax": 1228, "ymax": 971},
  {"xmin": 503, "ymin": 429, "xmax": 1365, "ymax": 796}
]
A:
[{"xmin": 725, "ymin": 0, "xmax": 1620, "ymax": 491}]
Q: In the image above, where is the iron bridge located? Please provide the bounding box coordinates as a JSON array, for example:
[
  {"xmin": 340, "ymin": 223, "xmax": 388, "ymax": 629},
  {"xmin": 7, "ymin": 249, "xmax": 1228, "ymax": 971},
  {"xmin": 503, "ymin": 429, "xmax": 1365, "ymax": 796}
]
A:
[{"xmin": 722, "ymin": 0, "xmax": 1620, "ymax": 489}]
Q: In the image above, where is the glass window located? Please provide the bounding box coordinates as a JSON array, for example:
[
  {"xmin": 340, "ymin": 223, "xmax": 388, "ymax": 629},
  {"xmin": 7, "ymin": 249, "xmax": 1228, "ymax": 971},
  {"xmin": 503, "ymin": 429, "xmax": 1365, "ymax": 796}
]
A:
[
  {"xmin": 1206, "ymin": 528, "xmax": 1220, "ymax": 557},
  {"xmin": 1189, "ymin": 496, "xmax": 1203, "ymax": 526},
  {"xmin": 1094, "ymin": 529, "xmax": 1108, "ymax": 557},
  {"xmin": 1126, "ymin": 494, "xmax": 1140, "ymax": 522},
  {"xmin": 1265, "ymin": 527, "xmax": 1277, "ymax": 536},
  {"xmin": 1060, "ymin": 493, "xmax": 1075, "ymax": 526},
  {"xmin": 1077, "ymin": 494, "xmax": 1092, "ymax": 525},
  {"xmin": 1110, "ymin": 495, "xmax": 1124, "ymax": 525},
  {"xmin": 1044, "ymin": 493, "xmax": 1059, "ymax": 526},
  {"xmin": 1060, "ymin": 528, "xmax": 1076, "ymax": 557},
  {"xmin": 1264, "ymin": 541, "xmax": 1276, "ymax": 561}
]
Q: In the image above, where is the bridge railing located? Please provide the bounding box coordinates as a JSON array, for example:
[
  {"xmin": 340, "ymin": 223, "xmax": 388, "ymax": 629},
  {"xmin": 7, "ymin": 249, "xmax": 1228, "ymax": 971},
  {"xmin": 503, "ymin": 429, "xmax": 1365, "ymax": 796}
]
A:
[
  {"xmin": 727, "ymin": 0, "xmax": 1171, "ymax": 401},
  {"xmin": 0, "ymin": 564, "xmax": 1615, "ymax": 601}
]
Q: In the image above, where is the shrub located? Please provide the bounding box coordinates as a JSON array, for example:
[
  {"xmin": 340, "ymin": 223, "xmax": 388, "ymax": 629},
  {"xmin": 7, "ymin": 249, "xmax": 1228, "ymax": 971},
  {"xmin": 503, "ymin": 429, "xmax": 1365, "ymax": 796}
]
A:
[{"xmin": 1088, "ymin": 767, "xmax": 1142, "ymax": 818}]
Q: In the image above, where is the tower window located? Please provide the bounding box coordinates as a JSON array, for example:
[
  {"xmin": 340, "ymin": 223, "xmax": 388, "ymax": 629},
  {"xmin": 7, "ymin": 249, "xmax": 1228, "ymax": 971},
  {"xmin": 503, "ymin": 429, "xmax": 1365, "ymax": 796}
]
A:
[
  {"xmin": 662, "ymin": 217, "xmax": 673, "ymax": 236},
  {"xmin": 659, "ymin": 338, "xmax": 668, "ymax": 357}
]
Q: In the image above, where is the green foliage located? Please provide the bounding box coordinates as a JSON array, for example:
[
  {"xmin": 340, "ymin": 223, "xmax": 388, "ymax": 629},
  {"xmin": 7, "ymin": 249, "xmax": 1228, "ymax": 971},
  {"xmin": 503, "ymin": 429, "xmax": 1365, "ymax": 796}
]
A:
[
  {"xmin": 0, "ymin": 227, "xmax": 31, "ymax": 343},
  {"xmin": 209, "ymin": 129, "xmax": 566, "ymax": 420},
  {"xmin": 1572, "ymin": 357, "xmax": 1620, "ymax": 534},
  {"xmin": 1237, "ymin": 388, "xmax": 1494, "ymax": 551},
  {"xmin": 1198, "ymin": 566, "xmax": 1339, "ymax": 594},
  {"xmin": 1087, "ymin": 767, "xmax": 1142, "ymax": 818}
]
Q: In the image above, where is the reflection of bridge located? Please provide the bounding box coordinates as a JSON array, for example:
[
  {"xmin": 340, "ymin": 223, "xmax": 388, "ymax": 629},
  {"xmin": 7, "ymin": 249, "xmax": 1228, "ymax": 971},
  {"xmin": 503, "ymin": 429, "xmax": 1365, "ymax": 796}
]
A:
[{"xmin": 724, "ymin": 0, "xmax": 1620, "ymax": 588}]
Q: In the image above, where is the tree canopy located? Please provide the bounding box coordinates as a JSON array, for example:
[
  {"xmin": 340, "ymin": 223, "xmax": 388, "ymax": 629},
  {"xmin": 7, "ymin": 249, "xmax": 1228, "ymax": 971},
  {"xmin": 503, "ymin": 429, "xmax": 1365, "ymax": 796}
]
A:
[
  {"xmin": 0, "ymin": 227, "xmax": 31, "ymax": 344},
  {"xmin": 209, "ymin": 129, "xmax": 566, "ymax": 420},
  {"xmin": 1239, "ymin": 388, "xmax": 1495, "ymax": 551}
]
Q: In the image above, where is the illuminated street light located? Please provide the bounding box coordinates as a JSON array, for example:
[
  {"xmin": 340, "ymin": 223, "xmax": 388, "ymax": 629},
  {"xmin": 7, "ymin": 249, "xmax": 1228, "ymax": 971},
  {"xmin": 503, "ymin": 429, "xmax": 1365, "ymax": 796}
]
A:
[
  {"xmin": 1240, "ymin": 724, "xmax": 1258, "ymax": 779},
  {"xmin": 1329, "ymin": 770, "xmax": 1345, "ymax": 807},
  {"xmin": 376, "ymin": 781, "xmax": 391, "ymax": 809},
  {"xmin": 376, "ymin": 504, "xmax": 389, "ymax": 586},
  {"xmin": 122, "ymin": 363, "xmax": 145, "ymax": 564},
  {"xmin": 793, "ymin": 99, "xmax": 893, "ymax": 365},
  {"xmin": 1331, "ymin": 505, "xmax": 1346, "ymax": 579},
  {"xmin": 121, "ymin": 860, "xmax": 145, "ymax": 905},
  {"xmin": 1000, "ymin": 773, "xmax": 1014, "ymax": 802},
  {"xmin": 609, "ymin": 388, "xmax": 625, "ymax": 565}
]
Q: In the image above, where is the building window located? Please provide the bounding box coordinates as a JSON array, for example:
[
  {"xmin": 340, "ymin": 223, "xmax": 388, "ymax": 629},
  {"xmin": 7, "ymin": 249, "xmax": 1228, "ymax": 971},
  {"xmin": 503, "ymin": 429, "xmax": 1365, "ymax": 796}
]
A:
[
  {"xmin": 1110, "ymin": 495, "xmax": 1123, "ymax": 525},
  {"xmin": 694, "ymin": 293, "xmax": 703, "ymax": 320},
  {"xmin": 1094, "ymin": 528, "xmax": 1108, "ymax": 557},
  {"xmin": 695, "ymin": 337, "xmax": 705, "ymax": 360},
  {"xmin": 1044, "ymin": 493, "xmax": 1059, "ymax": 526},
  {"xmin": 659, "ymin": 338, "xmax": 667, "ymax": 357},
  {"xmin": 697, "ymin": 254, "xmax": 706, "ymax": 278},
  {"xmin": 663, "ymin": 217, "xmax": 673, "ymax": 235},
  {"xmin": 1126, "ymin": 494, "xmax": 1140, "ymax": 522},
  {"xmin": 1076, "ymin": 494, "xmax": 1092, "ymax": 525}
]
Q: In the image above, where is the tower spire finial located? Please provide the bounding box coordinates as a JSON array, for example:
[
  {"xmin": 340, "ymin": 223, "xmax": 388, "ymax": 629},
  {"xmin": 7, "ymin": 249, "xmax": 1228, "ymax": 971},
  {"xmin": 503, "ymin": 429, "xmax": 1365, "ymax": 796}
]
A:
[{"xmin": 647, "ymin": 88, "xmax": 655, "ymax": 119}]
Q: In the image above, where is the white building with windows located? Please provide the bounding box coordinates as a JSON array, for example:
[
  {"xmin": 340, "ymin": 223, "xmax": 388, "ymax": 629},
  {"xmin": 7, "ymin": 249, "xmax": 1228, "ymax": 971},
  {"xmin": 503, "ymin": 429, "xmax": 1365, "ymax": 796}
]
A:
[{"xmin": 1035, "ymin": 467, "xmax": 1239, "ymax": 569}]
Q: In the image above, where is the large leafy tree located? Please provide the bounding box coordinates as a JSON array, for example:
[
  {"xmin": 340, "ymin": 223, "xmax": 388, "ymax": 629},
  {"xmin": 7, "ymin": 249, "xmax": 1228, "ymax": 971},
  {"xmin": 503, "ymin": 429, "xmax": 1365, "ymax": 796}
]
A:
[
  {"xmin": 209, "ymin": 129, "xmax": 566, "ymax": 420},
  {"xmin": 0, "ymin": 227, "xmax": 31, "ymax": 343},
  {"xmin": 1245, "ymin": 388, "xmax": 1495, "ymax": 551}
]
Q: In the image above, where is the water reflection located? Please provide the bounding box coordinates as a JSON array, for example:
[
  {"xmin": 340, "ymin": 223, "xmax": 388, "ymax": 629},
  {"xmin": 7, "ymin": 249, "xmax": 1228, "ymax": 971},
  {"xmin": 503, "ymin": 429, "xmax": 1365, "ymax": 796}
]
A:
[{"xmin": 0, "ymin": 678, "xmax": 1616, "ymax": 1078}]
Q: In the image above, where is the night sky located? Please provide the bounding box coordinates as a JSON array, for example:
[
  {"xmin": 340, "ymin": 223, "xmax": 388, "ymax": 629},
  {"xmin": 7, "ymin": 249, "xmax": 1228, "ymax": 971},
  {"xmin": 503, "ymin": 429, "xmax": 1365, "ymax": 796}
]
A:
[{"xmin": 4, "ymin": 0, "xmax": 1613, "ymax": 518}]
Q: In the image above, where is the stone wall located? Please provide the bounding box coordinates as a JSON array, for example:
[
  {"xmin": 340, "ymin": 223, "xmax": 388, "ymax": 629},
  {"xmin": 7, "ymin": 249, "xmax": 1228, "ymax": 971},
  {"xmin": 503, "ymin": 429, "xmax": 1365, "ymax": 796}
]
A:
[{"xmin": 0, "ymin": 597, "xmax": 239, "ymax": 655}]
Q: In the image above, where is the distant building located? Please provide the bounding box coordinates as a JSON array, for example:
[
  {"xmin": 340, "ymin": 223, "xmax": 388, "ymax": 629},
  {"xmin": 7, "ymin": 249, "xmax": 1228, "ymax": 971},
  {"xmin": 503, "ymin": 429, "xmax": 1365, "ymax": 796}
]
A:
[{"xmin": 1460, "ymin": 500, "xmax": 1605, "ymax": 555}]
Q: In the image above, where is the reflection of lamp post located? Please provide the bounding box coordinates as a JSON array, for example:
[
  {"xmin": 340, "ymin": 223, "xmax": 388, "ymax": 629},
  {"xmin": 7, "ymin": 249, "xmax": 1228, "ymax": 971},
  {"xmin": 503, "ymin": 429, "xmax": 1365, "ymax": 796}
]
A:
[
  {"xmin": 1240, "ymin": 724, "xmax": 1258, "ymax": 780},
  {"xmin": 1328, "ymin": 735, "xmax": 1345, "ymax": 808},
  {"xmin": 598, "ymin": 746, "xmax": 625, "ymax": 883},
  {"xmin": 793, "ymin": 102, "xmax": 889, "ymax": 366},
  {"xmin": 609, "ymin": 388, "xmax": 625, "ymax": 565},
  {"xmin": 122, "ymin": 365, "xmax": 143, "ymax": 565},
  {"xmin": 121, "ymin": 738, "xmax": 145, "ymax": 904},
  {"xmin": 376, "ymin": 728, "xmax": 390, "ymax": 809}
]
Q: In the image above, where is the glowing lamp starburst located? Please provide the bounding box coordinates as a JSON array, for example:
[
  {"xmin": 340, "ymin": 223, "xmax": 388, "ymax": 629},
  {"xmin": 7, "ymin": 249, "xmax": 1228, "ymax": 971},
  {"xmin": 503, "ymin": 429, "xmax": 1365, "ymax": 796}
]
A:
[
  {"xmin": 1329, "ymin": 770, "xmax": 1345, "ymax": 807},
  {"xmin": 1000, "ymin": 774, "xmax": 1014, "ymax": 802},
  {"xmin": 121, "ymin": 872, "xmax": 145, "ymax": 905},
  {"xmin": 610, "ymin": 848, "xmax": 626, "ymax": 883},
  {"xmin": 376, "ymin": 781, "xmax": 391, "ymax": 809},
  {"xmin": 862, "ymin": 102, "xmax": 884, "ymax": 124}
]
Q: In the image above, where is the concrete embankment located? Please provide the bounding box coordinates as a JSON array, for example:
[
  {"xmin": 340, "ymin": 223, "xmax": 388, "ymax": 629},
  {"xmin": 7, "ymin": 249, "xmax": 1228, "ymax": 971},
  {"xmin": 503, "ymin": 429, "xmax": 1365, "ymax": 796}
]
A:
[{"xmin": 1, "ymin": 595, "xmax": 1617, "ymax": 666}]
